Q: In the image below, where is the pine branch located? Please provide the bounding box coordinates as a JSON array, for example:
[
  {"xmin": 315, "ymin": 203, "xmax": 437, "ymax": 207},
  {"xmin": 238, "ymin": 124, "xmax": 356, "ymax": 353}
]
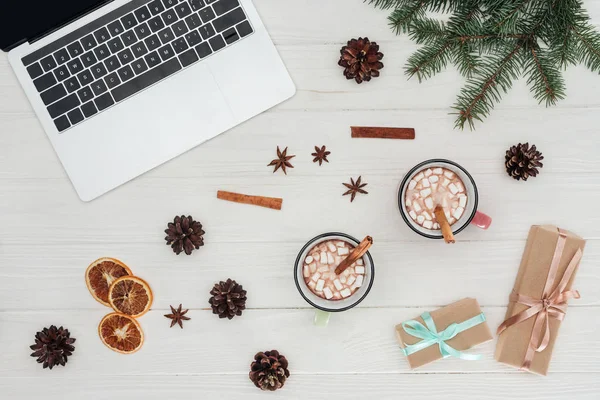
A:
[
  {"xmin": 366, "ymin": 0, "xmax": 412, "ymax": 10},
  {"xmin": 388, "ymin": 1, "xmax": 426, "ymax": 34},
  {"xmin": 451, "ymin": 43, "xmax": 480, "ymax": 77},
  {"xmin": 405, "ymin": 40, "xmax": 454, "ymax": 81},
  {"xmin": 571, "ymin": 23, "xmax": 600, "ymax": 73},
  {"xmin": 409, "ymin": 18, "xmax": 447, "ymax": 45},
  {"xmin": 523, "ymin": 46, "xmax": 566, "ymax": 105}
]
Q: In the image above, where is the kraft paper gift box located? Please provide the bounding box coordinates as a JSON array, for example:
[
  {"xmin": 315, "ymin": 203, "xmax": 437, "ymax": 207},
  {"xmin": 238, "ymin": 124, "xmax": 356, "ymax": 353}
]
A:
[
  {"xmin": 395, "ymin": 298, "xmax": 493, "ymax": 369},
  {"xmin": 495, "ymin": 225, "xmax": 586, "ymax": 376}
]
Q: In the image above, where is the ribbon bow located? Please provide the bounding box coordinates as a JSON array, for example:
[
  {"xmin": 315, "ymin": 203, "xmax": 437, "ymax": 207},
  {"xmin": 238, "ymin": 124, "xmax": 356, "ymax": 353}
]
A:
[
  {"xmin": 400, "ymin": 312, "xmax": 486, "ymax": 361},
  {"xmin": 497, "ymin": 228, "xmax": 583, "ymax": 371}
]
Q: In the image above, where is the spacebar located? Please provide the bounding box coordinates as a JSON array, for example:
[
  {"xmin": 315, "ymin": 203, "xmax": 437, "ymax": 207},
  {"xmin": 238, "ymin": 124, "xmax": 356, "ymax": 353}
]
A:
[{"xmin": 111, "ymin": 58, "xmax": 182, "ymax": 102}]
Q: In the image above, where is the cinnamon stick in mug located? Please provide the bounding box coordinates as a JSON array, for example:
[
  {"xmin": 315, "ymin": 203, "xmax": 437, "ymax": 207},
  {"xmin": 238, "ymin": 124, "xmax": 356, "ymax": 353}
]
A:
[
  {"xmin": 335, "ymin": 236, "xmax": 373, "ymax": 275},
  {"xmin": 434, "ymin": 205, "xmax": 456, "ymax": 244}
]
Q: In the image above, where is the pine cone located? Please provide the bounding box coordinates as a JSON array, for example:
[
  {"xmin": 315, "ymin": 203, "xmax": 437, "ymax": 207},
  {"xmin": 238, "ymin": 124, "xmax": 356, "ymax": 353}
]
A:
[
  {"xmin": 249, "ymin": 350, "xmax": 290, "ymax": 391},
  {"xmin": 338, "ymin": 37, "xmax": 384, "ymax": 84},
  {"xmin": 164, "ymin": 215, "xmax": 205, "ymax": 255},
  {"xmin": 505, "ymin": 143, "xmax": 544, "ymax": 181},
  {"xmin": 209, "ymin": 279, "xmax": 247, "ymax": 319},
  {"xmin": 30, "ymin": 325, "xmax": 76, "ymax": 370}
]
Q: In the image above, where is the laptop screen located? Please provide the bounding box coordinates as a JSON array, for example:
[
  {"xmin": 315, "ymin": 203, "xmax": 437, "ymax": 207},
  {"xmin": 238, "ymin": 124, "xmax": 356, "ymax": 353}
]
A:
[{"xmin": 1, "ymin": 1, "xmax": 110, "ymax": 51}]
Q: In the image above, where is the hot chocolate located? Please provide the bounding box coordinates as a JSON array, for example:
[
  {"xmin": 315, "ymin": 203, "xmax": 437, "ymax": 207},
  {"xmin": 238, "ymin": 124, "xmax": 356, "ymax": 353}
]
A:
[
  {"xmin": 302, "ymin": 240, "xmax": 365, "ymax": 300},
  {"xmin": 404, "ymin": 167, "xmax": 468, "ymax": 229}
]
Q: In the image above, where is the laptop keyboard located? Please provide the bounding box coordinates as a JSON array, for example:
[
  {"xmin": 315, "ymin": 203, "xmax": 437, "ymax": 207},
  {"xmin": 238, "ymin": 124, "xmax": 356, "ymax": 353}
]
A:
[{"xmin": 21, "ymin": 0, "xmax": 254, "ymax": 133}]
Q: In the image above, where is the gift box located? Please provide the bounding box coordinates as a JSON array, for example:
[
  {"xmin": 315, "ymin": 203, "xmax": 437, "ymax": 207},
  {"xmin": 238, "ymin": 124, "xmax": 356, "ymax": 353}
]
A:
[
  {"xmin": 395, "ymin": 298, "xmax": 493, "ymax": 369},
  {"xmin": 495, "ymin": 225, "xmax": 586, "ymax": 376}
]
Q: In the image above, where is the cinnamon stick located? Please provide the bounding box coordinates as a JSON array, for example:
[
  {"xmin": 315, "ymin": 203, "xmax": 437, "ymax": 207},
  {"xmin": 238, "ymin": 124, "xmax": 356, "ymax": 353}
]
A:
[
  {"xmin": 351, "ymin": 126, "xmax": 415, "ymax": 140},
  {"xmin": 335, "ymin": 236, "xmax": 373, "ymax": 275},
  {"xmin": 434, "ymin": 205, "xmax": 456, "ymax": 244},
  {"xmin": 217, "ymin": 191, "xmax": 283, "ymax": 210}
]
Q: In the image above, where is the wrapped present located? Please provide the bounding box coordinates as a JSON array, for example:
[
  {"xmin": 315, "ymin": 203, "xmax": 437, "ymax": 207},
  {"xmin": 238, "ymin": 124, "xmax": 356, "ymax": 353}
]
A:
[
  {"xmin": 495, "ymin": 225, "xmax": 585, "ymax": 376},
  {"xmin": 395, "ymin": 298, "xmax": 493, "ymax": 369}
]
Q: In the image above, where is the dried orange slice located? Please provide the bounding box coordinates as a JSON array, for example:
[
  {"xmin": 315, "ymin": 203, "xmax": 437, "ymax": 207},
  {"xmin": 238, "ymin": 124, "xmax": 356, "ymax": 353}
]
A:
[
  {"xmin": 85, "ymin": 258, "xmax": 132, "ymax": 307},
  {"xmin": 98, "ymin": 312, "xmax": 144, "ymax": 354},
  {"xmin": 108, "ymin": 276, "xmax": 153, "ymax": 318}
]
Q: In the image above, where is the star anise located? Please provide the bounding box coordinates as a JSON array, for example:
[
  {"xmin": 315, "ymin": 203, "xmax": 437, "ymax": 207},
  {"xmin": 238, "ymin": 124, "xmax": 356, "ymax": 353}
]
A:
[
  {"xmin": 164, "ymin": 304, "xmax": 191, "ymax": 329},
  {"xmin": 343, "ymin": 176, "xmax": 368, "ymax": 202},
  {"xmin": 311, "ymin": 146, "xmax": 330, "ymax": 166},
  {"xmin": 268, "ymin": 146, "xmax": 295, "ymax": 174}
]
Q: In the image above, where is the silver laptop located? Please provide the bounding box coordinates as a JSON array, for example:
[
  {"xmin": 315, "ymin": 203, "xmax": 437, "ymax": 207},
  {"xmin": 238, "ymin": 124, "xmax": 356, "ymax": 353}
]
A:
[{"xmin": 3, "ymin": 0, "xmax": 295, "ymax": 201}]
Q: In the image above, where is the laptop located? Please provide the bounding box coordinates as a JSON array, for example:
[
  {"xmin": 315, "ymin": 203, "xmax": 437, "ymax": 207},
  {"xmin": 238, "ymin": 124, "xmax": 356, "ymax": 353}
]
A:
[{"xmin": 2, "ymin": 0, "xmax": 295, "ymax": 201}]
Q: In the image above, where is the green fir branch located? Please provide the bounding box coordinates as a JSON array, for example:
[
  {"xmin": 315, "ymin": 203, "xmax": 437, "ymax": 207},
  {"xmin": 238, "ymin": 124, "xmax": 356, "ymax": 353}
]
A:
[
  {"xmin": 405, "ymin": 40, "xmax": 454, "ymax": 81},
  {"xmin": 571, "ymin": 23, "xmax": 600, "ymax": 73},
  {"xmin": 388, "ymin": 1, "xmax": 426, "ymax": 34},
  {"xmin": 523, "ymin": 46, "xmax": 566, "ymax": 105}
]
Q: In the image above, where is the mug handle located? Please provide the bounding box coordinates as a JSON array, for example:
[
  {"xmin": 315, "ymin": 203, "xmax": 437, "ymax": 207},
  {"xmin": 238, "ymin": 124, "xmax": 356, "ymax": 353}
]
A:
[
  {"xmin": 314, "ymin": 309, "xmax": 331, "ymax": 326},
  {"xmin": 471, "ymin": 211, "xmax": 492, "ymax": 230}
]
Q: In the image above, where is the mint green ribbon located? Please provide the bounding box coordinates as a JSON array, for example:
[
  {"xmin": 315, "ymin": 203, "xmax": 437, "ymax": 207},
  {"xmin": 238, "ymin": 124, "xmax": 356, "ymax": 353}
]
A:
[{"xmin": 400, "ymin": 312, "xmax": 486, "ymax": 361}]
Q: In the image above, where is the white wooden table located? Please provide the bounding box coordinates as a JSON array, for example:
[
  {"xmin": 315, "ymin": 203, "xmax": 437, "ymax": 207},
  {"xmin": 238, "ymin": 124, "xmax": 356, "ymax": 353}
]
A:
[{"xmin": 1, "ymin": 1, "xmax": 600, "ymax": 398}]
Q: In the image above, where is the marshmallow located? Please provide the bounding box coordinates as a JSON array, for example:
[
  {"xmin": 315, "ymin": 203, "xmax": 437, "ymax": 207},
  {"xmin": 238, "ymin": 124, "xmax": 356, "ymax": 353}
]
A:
[
  {"xmin": 420, "ymin": 188, "xmax": 432, "ymax": 197},
  {"xmin": 308, "ymin": 281, "xmax": 316, "ymax": 290},
  {"xmin": 409, "ymin": 210, "xmax": 417, "ymax": 220},
  {"xmin": 305, "ymin": 256, "xmax": 314, "ymax": 264},
  {"xmin": 422, "ymin": 179, "xmax": 430, "ymax": 188},
  {"xmin": 334, "ymin": 256, "xmax": 342, "ymax": 265},
  {"xmin": 311, "ymin": 272, "xmax": 321, "ymax": 282},
  {"xmin": 343, "ymin": 267, "xmax": 352, "ymax": 276},
  {"xmin": 321, "ymin": 272, "xmax": 330, "ymax": 281},
  {"xmin": 423, "ymin": 220, "xmax": 433, "ymax": 229},
  {"xmin": 303, "ymin": 265, "xmax": 310, "ymax": 278},
  {"xmin": 355, "ymin": 266, "xmax": 365, "ymax": 274},
  {"xmin": 445, "ymin": 210, "xmax": 452, "ymax": 220},
  {"xmin": 320, "ymin": 251, "xmax": 328, "ymax": 264},
  {"xmin": 353, "ymin": 275, "xmax": 364, "ymax": 288},
  {"xmin": 431, "ymin": 183, "xmax": 438, "ymax": 191},
  {"xmin": 433, "ymin": 168, "xmax": 443, "ymax": 175},
  {"xmin": 317, "ymin": 265, "xmax": 329, "ymax": 273},
  {"xmin": 414, "ymin": 172, "xmax": 425, "ymax": 181},
  {"xmin": 327, "ymin": 253, "xmax": 335, "ymax": 265},
  {"xmin": 347, "ymin": 275, "xmax": 356, "ymax": 285},
  {"xmin": 454, "ymin": 207, "xmax": 465, "ymax": 220},
  {"xmin": 333, "ymin": 291, "xmax": 342, "ymax": 299},
  {"xmin": 309, "ymin": 263, "xmax": 317, "ymax": 273},
  {"xmin": 356, "ymin": 259, "xmax": 364, "ymax": 266},
  {"xmin": 424, "ymin": 197, "xmax": 434, "ymax": 210},
  {"xmin": 323, "ymin": 287, "xmax": 333, "ymax": 299},
  {"xmin": 457, "ymin": 182, "xmax": 465, "ymax": 193},
  {"xmin": 327, "ymin": 242, "xmax": 337, "ymax": 252},
  {"xmin": 433, "ymin": 223, "xmax": 440, "ymax": 229},
  {"xmin": 444, "ymin": 170, "xmax": 455, "ymax": 179},
  {"xmin": 442, "ymin": 197, "xmax": 448, "ymax": 208},
  {"xmin": 337, "ymin": 247, "xmax": 349, "ymax": 256},
  {"xmin": 334, "ymin": 279, "xmax": 343, "ymax": 290},
  {"xmin": 452, "ymin": 201, "xmax": 459, "ymax": 209},
  {"xmin": 448, "ymin": 183, "xmax": 459, "ymax": 194},
  {"xmin": 408, "ymin": 180, "xmax": 417, "ymax": 190},
  {"xmin": 413, "ymin": 202, "xmax": 422, "ymax": 212},
  {"xmin": 425, "ymin": 169, "xmax": 433, "ymax": 177},
  {"xmin": 429, "ymin": 175, "xmax": 439, "ymax": 183},
  {"xmin": 417, "ymin": 215, "xmax": 425, "ymax": 224},
  {"xmin": 340, "ymin": 275, "xmax": 347, "ymax": 284},
  {"xmin": 459, "ymin": 195, "xmax": 467, "ymax": 207},
  {"xmin": 423, "ymin": 211, "xmax": 432, "ymax": 221},
  {"xmin": 448, "ymin": 217, "xmax": 456, "ymax": 224},
  {"xmin": 336, "ymin": 241, "xmax": 346, "ymax": 247},
  {"xmin": 341, "ymin": 288, "xmax": 352, "ymax": 298},
  {"xmin": 315, "ymin": 279, "xmax": 325, "ymax": 291},
  {"xmin": 442, "ymin": 178, "xmax": 450, "ymax": 187}
]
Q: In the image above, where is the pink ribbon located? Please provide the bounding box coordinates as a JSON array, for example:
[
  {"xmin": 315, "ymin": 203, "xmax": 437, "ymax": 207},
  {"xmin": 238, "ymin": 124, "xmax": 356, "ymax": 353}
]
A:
[{"xmin": 497, "ymin": 228, "xmax": 583, "ymax": 371}]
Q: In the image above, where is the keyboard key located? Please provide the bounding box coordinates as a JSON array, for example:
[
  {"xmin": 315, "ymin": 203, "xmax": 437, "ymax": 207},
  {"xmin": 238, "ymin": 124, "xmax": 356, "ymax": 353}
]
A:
[
  {"xmin": 149, "ymin": 15, "xmax": 165, "ymax": 32},
  {"xmin": 223, "ymin": 28, "xmax": 239, "ymax": 44},
  {"xmin": 175, "ymin": 2, "xmax": 192, "ymax": 18},
  {"xmin": 117, "ymin": 48, "xmax": 135, "ymax": 65},
  {"xmin": 81, "ymin": 34, "xmax": 98, "ymax": 50},
  {"xmin": 53, "ymin": 48, "xmax": 70, "ymax": 65},
  {"xmin": 54, "ymin": 115, "xmax": 71, "ymax": 132},
  {"xmin": 158, "ymin": 27, "xmax": 175, "ymax": 44},
  {"xmin": 94, "ymin": 93, "xmax": 115, "ymax": 111},
  {"xmin": 104, "ymin": 72, "xmax": 121, "ymax": 89},
  {"xmin": 40, "ymin": 55, "xmax": 57, "ymax": 72},
  {"xmin": 200, "ymin": 24, "xmax": 216, "ymax": 40},
  {"xmin": 132, "ymin": 42, "xmax": 149, "ymax": 58},
  {"xmin": 213, "ymin": 0, "xmax": 239, "ymax": 16},
  {"xmin": 94, "ymin": 44, "xmax": 111, "ymax": 60},
  {"xmin": 91, "ymin": 80, "xmax": 108, "ymax": 96},
  {"xmin": 148, "ymin": 0, "xmax": 165, "ymax": 15},
  {"xmin": 104, "ymin": 55, "xmax": 121, "ymax": 72},
  {"xmin": 132, "ymin": 58, "xmax": 149, "ymax": 74},
  {"xmin": 67, "ymin": 58, "xmax": 84, "ymax": 75},
  {"xmin": 112, "ymin": 57, "xmax": 182, "ymax": 102},
  {"xmin": 178, "ymin": 48, "xmax": 199, "ymax": 67},
  {"xmin": 195, "ymin": 42, "xmax": 212, "ymax": 58},
  {"xmin": 47, "ymin": 93, "xmax": 80, "ymax": 118},
  {"xmin": 236, "ymin": 20, "xmax": 253, "ymax": 37},
  {"xmin": 81, "ymin": 51, "xmax": 98, "ymax": 67},
  {"xmin": 117, "ymin": 65, "xmax": 135, "ymax": 82},
  {"xmin": 91, "ymin": 62, "xmax": 108, "ymax": 79},
  {"xmin": 77, "ymin": 70, "xmax": 94, "ymax": 86},
  {"xmin": 145, "ymin": 34, "xmax": 162, "ymax": 51},
  {"xmin": 162, "ymin": 0, "xmax": 178, "ymax": 8},
  {"xmin": 107, "ymin": 36, "xmax": 125, "ymax": 53},
  {"xmin": 64, "ymin": 76, "xmax": 81, "ymax": 93},
  {"xmin": 213, "ymin": 7, "xmax": 245, "ymax": 32},
  {"xmin": 108, "ymin": 20, "xmax": 125, "ymax": 37},
  {"xmin": 67, "ymin": 108, "xmax": 85, "ymax": 125},
  {"xmin": 121, "ymin": 13, "xmax": 138, "ymax": 30},
  {"xmin": 158, "ymin": 43, "xmax": 175, "ymax": 61},
  {"xmin": 27, "ymin": 62, "xmax": 44, "ymax": 79},
  {"xmin": 200, "ymin": 7, "xmax": 216, "ymax": 23},
  {"xmin": 209, "ymin": 35, "xmax": 226, "ymax": 51},
  {"xmin": 185, "ymin": 30, "xmax": 202, "ymax": 46},
  {"xmin": 162, "ymin": 9, "xmax": 178, "ymax": 25},
  {"xmin": 172, "ymin": 38, "xmax": 189, "ymax": 53},
  {"xmin": 121, "ymin": 31, "xmax": 138, "ymax": 47},
  {"xmin": 78, "ymin": 86, "xmax": 94, "ymax": 102},
  {"xmin": 81, "ymin": 101, "xmax": 98, "ymax": 117},
  {"xmin": 67, "ymin": 41, "xmax": 84, "ymax": 58},
  {"xmin": 34, "ymin": 72, "xmax": 58, "ymax": 92},
  {"xmin": 145, "ymin": 51, "xmax": 162, "ymax": 68},
  {"xmin": 134, "ymin": 6, "xmax": 152, "ymax": 22},
  {"xmin": 41, "ymin": 84, "xmax": 67, "ymax": 105},
  {"xmin": 190, "ymin": 0, "xmax": 206, "ymax": 11},
  {"xmin": 54, "ymin": 65, "xmax": 70, "ymax": 81},
  {"xmin": 94, "ymin": 27, "xmax": 111, "ymax": 43},
  {"xmin": 134, "ymin": 23, "xmax": 152, "ymax": 40},
  {"xmin": 185, "ymin": 13, "xmax": 202, "ymax": 29},
  {"xmin": 173, "ymin": 20, "xmax": 189, "ymax": 37}
]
